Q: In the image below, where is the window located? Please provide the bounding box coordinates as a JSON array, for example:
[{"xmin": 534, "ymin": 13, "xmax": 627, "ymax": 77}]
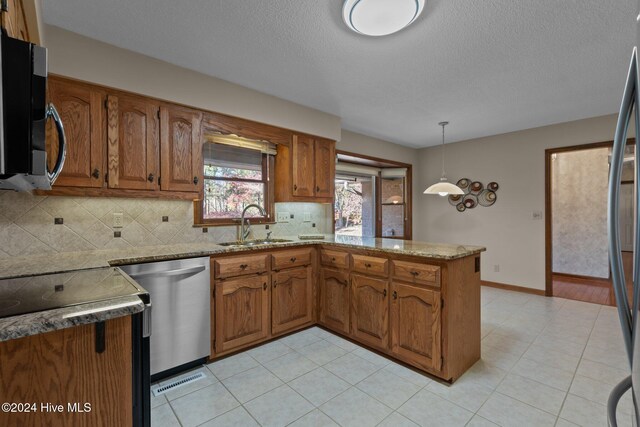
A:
[
  {"xmin": 334, "ymin": 152, "xmax": 412, "ymax": 239},
  {"xmin": 198, "ymin": 139, "xmax": 275, "ymax": 225}
]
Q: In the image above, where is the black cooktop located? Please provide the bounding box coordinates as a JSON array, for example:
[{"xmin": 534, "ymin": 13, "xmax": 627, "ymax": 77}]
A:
[{"xmin": 0, "ymin": 267, "xmax": 146, "ymax": 319}]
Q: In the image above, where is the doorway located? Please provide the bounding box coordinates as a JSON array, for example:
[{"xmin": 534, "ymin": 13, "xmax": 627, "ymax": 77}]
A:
[{"xmin": 545, "ymin": 140, "xmax": 634, "ymax": 306}]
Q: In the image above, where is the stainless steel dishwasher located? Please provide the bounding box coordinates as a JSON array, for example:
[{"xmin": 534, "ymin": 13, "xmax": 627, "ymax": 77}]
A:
[{"xmin": 121, "ymin": 257, "xmax": 210, "ymax": 379}]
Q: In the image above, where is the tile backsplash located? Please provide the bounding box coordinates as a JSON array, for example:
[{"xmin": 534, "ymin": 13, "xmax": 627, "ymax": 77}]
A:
[{"xmin": 0, "ymin": 192, "xmax": 332, "ymax": 258}]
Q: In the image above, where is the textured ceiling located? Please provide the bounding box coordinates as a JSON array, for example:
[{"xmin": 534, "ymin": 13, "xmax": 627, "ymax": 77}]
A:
[{"xmin": 42, "ymin": 0, "xmax": 635, "ymax": 147}]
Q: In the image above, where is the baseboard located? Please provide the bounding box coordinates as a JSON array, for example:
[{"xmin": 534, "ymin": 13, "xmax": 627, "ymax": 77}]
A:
[
  {"xmin": 481, "ymin": 280, "xmax": 546, "ymax": 296},
  {"xmin": 552, "ymin": 272, "xmax": 611, "ymax": 288}
]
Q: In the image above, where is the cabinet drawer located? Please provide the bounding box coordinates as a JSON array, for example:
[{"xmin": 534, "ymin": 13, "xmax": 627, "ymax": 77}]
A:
[
  {"xmin": 352, "ymin": 254, "xmax": 389, "ymax": 277},
  {"xmin": 321, "ymin": 249, "xmax": 349, "ymax": 269},
  {"xmin": 392, "ymin": 260, "xmax": 441, "ymax": 287},
  {"xmin": 213, "ymin": 254, "xmax": 269, "ymax": 279},
  {"xmin": 272, "ymin": 248, "xmax": 313, "ymax": 270}
]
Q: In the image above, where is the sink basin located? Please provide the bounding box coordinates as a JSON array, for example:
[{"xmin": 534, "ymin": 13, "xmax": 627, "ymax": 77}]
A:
[{"xmin": 218, "ymin": 239, "xmax": 293, "ymax": 247}]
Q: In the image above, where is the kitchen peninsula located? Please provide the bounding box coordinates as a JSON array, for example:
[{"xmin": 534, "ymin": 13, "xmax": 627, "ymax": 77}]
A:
[{"xmin": 0, "ymin": 236, "xmax": 484, "ymax": 383}]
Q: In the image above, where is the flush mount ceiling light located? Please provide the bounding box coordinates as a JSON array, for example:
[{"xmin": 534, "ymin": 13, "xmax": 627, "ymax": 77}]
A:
[
  {"xmin": 424, "ymin": 122, "xmax": 464, "ymax": 197},
  {"xmin": 343, "ymin": 0, "xmax": 425, "ymax": 37}
]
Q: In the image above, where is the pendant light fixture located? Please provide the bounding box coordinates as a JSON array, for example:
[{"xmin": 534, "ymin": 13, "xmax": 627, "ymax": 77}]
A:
[
  {"xmin": 424, "ymin": 121, "xmax": 464, "ymax": 197},
  {"xmin": 342, "ymin": 0, "xmax": 425, "ymax": 37}
]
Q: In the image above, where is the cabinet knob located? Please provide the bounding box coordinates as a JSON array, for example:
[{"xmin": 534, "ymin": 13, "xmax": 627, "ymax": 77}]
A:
[
  {"xmin": 273, "ymin": 281, "xmax": 277, "ymax": 288},
  {"xmin": 193, "ymin": 176, "xmax": 199, "ymax": 185},
  {"xmin": 410, "ymin": 271, "xmax": 420, "ymax": 276},
  {"xmin": 92, "ymin": 168, "xmax": 100, "ymax": 179},
  {"xmin": 393, "ymin": 291, "xmax": 398, "ymax": 300},
  {"xmin": 148, "ymin": 173, "xmax": 154, "ymax": 183},
  {"xmin": 365, "ymin": 263, "xmax": 372, "ymax": 268},
  {"xmin": 290, "ymin": 257, "xmax": 296, "ymax": 263},
  {"xmin": 240, "ymin": 264, "xmax": 248, "ymax": 270},
  {"xmin": 263, "ymin": 282, "xmax": 267, "ymax": 290},
  {"xmin": 293, "ymin": 184, "xmax": 297, "ymax": 191},
  {"xmin": 383, "ymin": 289, "xmax": 387, "ymax": 298},
  {"xmin": 331, "ymin": 257, "xmax": 336, "ymax": 262},
  {"xmin": 316, "ymin": 186, "xmax": 320, "ymax": 192}
]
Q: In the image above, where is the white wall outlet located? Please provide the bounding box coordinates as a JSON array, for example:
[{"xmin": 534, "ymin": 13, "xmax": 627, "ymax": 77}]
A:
[
  {"xmin": 532, "ymin": 211, "xmax": 543, "ymax": 220},
  {"xmin": 303, "ymin": 213, "xmax": 311, "ymax": 222},
  {"xmin": 276, "ymin": 212, "xmax": 290, "ymax": 222},
  {"xmin": 113, "ymin": 212, "xmax": 124, "ymax": 228},
  {"xmin": 493, "ymin": 264, "xmax": 500, "ymax": 272}
]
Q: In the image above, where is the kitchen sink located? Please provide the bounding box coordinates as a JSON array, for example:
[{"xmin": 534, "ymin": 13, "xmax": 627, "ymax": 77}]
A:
[{"xmin": 218, "ymin": 239, "xmax": 293, "ymax": 247}]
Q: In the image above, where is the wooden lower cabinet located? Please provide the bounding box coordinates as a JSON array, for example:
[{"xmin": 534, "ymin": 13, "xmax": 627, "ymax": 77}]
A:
[
  {"xmin": 390, "ymin": 281, "xmax": 442, "ymax": 372},
  {"xmin": 350, "ymin": 274, "xmax": 389, "ymax": 351},
  {"xmin": 319, "ymin": 267, "xmax": 350, "ymax": 334},
  {"xmin": 0, "ymin": 316, "xmax": 133, "ymax": 427},
  {"xmin": 272, "ymin": 266, "xmax": 313, "ymax": 334},
  {"xmin": 214, "ymin": 274, "xmax": 269, "ymax": 354}
]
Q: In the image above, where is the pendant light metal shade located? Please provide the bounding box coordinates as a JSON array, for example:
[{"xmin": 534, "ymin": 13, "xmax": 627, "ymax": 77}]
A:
[
  {"xmin": 424, "ymin": 179, "xmax": 465, "ymax": 197},
  {"xmin": 424, "ymin": 121, "xmax": 464, "ymax": 197}
]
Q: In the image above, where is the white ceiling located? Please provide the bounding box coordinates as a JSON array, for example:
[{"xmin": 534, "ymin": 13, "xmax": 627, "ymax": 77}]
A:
[{"xmin": 42, "ymin": 0, "xmax": 636, "ymax": 147}]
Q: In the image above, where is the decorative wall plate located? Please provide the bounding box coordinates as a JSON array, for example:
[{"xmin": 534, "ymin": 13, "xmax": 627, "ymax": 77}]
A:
[
  {"xmin": 478, "ymin": 189, "xmax": 497, "ymax": 207},
  {"xmin": 456, "ymin": 178, "xmax": 470, "ymax": 190},
  {"xmin": 450, "ymin": 179, "xmax": 499, "ymax": 212},
  {"xmin": 463, "ymin": 194, "xmax": 477, "ymax": 209},
  {"xmin": 469, "ymin": 181, "xmax": 483, "ymax": 195},
  {"xmin": 448, "ymin": 194, "xmax": 464, "ymax": 206}
]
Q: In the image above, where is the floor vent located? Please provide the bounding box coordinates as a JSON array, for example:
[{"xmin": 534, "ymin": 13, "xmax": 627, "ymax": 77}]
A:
[{"xmin": 151, "ymin": 372, "xmax": 206, "ymax": 397}]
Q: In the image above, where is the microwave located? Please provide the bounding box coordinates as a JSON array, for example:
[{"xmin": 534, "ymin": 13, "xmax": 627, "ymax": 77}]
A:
[{"xmin": 0, "ymin": 29, "xmax": 65, "ymax": 191}]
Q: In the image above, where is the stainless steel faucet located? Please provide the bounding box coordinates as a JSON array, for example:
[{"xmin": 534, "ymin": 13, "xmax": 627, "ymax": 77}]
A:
[{"xmin": 240, "ymin": 204, "xmax": 266, "ymax": 242}]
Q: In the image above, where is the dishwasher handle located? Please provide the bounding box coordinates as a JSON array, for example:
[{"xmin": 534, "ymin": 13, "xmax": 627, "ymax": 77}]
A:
[{"xmin": 127, "ymin": 265, "xmax": 206, "ymax": 280}]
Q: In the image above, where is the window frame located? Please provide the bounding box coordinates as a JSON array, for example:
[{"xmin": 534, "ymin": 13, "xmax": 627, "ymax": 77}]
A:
[
  {"xmin": 334, "ymin": 150, "xmax": 412, "ymax": 240},
  {"xmin": 195, "ymin": 153, "xmax": 275, "ymax": 226}
]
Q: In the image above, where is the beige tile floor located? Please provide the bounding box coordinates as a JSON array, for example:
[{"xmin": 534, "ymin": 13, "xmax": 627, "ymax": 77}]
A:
[{"xmin": 151, "ymin": 287, "xmax": 635, "ymax": 426}]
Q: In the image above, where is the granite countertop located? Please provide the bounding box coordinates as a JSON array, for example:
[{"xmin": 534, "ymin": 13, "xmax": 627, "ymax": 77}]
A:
[
  {"xmin": 0, "ymin": 236, "xmax": 483, "ymax": 342},
  {"xmin": 0, "ymin": 268, "xmax": 147, "ymax": 342},
  {"xmin": 0, "ymin": 235, "xmax": 485, "ymax": 280},
  {"xmin": 0, "ymin": 295, "xmax": 145, "ymax": 342}
]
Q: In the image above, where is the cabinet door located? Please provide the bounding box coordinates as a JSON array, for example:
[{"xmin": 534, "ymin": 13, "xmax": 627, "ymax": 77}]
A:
[
  {"xmin": 107, "ymin": 94, "xmax": 159, "ymax": 190},
  {"xmin": 291, "ymin": 134, "xmax": 315, "ymax": 197},
  {"xmin": 351, "ymin": 274, "xmax": 389, "ymax": 350},
  {"xmin": 390, "ymin": 282, "xmax": 442, "ymax": 371},
  {"xmin": 47, "ymin": 78, "xmax": 105, "ymax": 188},
  {"xmin": 160, "ymin": 104, "xmax": 202, "ymax": 192},
  {"xmin": 0, "ymin": 316, "xmax": 133, "ymax": 427},
  {"xmin": 272, "ymin": 266, "xmax": 313, "ymax": 334},
  {"xmin": 215, "ymin": 274, "xmax": 269, "ymax": 354},
  {"xmin": 314, "ymin": 139, "xmax": 335, "ymax": 198},
  {"xmin": 320, "ymin": 268, "xmax": 350, "ymax": 334}
]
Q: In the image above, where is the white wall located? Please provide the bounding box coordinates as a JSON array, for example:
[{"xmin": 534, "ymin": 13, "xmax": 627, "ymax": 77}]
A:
[
  {"xmin": 43, "ymin": 25, "xmax": 342, "ymax": 141},
  {"xmin": 416, "ymin": 114, "xmax": 631, "ymax": 291},
  {"xmin": 552, "ymin": 148, "xmax": 609, "ymax": 278},
  {"xmin": 337, "ymin": 130, "xmax": 420, "ymax": 237}
]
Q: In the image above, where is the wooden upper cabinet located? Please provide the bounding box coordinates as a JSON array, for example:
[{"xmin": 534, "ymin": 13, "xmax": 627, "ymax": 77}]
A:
[
  {"xmin": 351, "ymin": 274, "xmax": 389, "ymax": 350},
  {"xmin": 319, "ymin": 268, "xmax": 350, "ymax": 334},
  {"xmin": 107, "ymin": 94, "xmax": 159, "ymax": 190},
  {"xmin": 314, "ymin": 138, "xmax": 335, "ymax": 198},
  {"xmin": 272, "ymin": 266, "xmax": 313, "ymax": 334},
  {"xmin": 291, "ymin": 134, "xmax": 315, "ymax": 197},
  {"xmin": 275, "ymin": 134, "xmax": 336, "ymax": 202},
  {"xmin": 390, "ymin": 282, "xmax": 442, "ymax": 372},
  {"xmin": 215, "ymin": 274, "xmax": 270, "ymax": 354},
  {"xmin": 47, "ymin": 78, "xmax": 105, "ymax": 188},
  {"xmin": 160, "ymin": 104, "xmax": 202, "ymax": 192}
]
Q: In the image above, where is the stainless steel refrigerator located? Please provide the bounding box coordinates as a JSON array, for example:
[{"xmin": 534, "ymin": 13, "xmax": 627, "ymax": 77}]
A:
[{"xmin": 607, "ymin": 3, "xmax": 640, "ymax": 426}]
